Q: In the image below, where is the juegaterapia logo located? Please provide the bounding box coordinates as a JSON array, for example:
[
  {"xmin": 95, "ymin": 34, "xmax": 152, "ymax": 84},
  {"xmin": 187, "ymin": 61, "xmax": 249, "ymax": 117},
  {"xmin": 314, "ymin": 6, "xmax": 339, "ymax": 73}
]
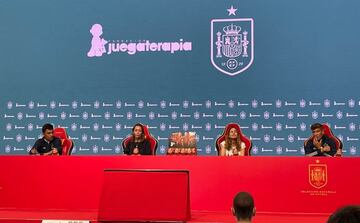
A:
[{"xmin": 87, "ymin": 24, "xmax": 192, "ymax": 57}]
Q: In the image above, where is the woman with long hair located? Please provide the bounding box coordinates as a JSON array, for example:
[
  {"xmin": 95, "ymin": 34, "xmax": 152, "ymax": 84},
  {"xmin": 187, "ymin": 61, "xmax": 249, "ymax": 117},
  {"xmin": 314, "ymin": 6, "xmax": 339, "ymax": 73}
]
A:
[
  {"xmin": 124, "ymin": 123, "xmax": 151, "ymax": 155},
  {"xmin": 219, "ymin": 127, "xmax": 246, "ymax": 156}
]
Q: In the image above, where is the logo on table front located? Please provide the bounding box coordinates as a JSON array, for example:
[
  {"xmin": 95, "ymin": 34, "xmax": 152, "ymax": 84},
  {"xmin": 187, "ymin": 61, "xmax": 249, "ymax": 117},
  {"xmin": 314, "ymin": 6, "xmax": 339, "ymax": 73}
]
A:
[
  {"xmin": 211, "ymin": 7, "xmax": 254, "ymax": 76},
  {"xmin": 309, "ymin": 161, "xmax": 328, "ymax": 189}
]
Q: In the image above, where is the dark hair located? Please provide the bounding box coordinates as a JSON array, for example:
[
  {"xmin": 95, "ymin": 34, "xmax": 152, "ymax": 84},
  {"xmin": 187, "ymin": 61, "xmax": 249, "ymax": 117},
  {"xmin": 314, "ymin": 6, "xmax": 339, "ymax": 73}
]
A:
[
  {"xmin": 42, "ymin": 123, "xmax": 54, "ymax": 133},
  {"xmin": 327, "ymin": 206, "xmax": 360, "ymax": 223},
  {"xmin": 311, "ymin": 123, "xmax": 323, "ymax": 131},
  {"xmin": 132, "ymin": 123, "xmax": 145, "ymax": 141},
  {"xmin": 233, "ymin": 192, "xmax": 255, "ymax": 221}
]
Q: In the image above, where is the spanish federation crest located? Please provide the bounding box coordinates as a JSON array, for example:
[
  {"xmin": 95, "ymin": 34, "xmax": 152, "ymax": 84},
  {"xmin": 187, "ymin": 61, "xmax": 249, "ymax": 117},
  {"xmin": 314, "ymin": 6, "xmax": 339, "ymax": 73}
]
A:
[
  {"xmin": 309, "ymin": 163, "xmax": 328, "ymax": 189},
  {"xmin": 211, "ymin": 18, "xmax": 254, "ymax": 76}
]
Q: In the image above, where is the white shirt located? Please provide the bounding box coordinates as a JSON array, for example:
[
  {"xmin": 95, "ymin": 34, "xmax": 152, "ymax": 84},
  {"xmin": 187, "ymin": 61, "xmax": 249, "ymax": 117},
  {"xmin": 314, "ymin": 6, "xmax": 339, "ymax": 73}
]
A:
[{"xmin": 220, "ymin": 141, "xmax": 246, "ymax": 156}]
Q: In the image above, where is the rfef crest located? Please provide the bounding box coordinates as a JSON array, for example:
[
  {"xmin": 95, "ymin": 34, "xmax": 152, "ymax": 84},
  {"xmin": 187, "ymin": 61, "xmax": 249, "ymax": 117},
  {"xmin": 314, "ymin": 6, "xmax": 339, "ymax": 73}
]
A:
[
  {"xmin": 309, "ymin": 163, "xmax": 328, "ymax": 189},
  {"xmin": 211, "ymin": 18, "xmax": 254, "ymax": 76}
]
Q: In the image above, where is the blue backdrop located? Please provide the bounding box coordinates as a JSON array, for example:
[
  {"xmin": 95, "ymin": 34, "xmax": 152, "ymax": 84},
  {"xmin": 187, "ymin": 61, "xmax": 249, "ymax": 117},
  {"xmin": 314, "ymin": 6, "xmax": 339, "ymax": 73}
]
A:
[{"xmin": 1, "ymin": 0, "xmax": 359, "ymax": 155}]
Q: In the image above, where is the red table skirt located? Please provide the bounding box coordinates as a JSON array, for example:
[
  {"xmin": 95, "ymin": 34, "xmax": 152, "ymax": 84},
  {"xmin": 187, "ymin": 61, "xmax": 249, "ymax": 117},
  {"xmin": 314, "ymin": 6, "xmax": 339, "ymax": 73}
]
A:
[{"xmin": 0, "ymin": 156, "xmax": 358, "ymax": 220}]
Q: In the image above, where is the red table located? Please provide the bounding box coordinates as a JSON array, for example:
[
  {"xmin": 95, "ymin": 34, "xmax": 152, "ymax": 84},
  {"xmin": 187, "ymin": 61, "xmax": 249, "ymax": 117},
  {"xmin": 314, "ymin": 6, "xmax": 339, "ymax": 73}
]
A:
[{"xmin": 0, "ymin": 156, "xmax": 359, "ymax": 222}]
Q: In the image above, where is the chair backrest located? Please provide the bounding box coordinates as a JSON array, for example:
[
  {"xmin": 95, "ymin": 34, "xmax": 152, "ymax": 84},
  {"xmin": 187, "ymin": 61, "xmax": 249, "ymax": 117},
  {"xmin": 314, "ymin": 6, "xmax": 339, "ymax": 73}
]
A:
[
  {"xmin": 215, "ymin": 123, "xmax": 252, "ymax": 156},
  {"xmin": 304, "ymin": 123, "xmax": 343, "ymax": 157},
  {"xmin": 53, "ymin": 127, "xmax": 68, "ymax": 139},
  {"xmin": 322, "ymin": 124, "xmax": 343, "ymax": 156},
  {"xmin": 121, "ymin": 124, "xmax": 158, "ymax": 155},
  {"xmin": 53, "ymin": 127, "xmax": 74, "ymax": 155}
]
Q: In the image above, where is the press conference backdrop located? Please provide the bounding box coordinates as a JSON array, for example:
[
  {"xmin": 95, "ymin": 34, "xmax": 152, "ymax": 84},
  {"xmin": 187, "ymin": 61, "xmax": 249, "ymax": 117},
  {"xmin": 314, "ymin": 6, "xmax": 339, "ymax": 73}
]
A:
[{"xmin": 1, "ymin": 0, "xmax": 359, "ymax": 156}]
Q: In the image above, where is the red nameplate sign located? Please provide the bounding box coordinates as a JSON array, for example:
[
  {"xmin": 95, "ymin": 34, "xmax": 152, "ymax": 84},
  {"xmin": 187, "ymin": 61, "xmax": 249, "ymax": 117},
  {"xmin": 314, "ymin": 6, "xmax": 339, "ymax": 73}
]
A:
[{"xmin": 98, "ymin": 169, "xmax": 191, "ymax": 222}]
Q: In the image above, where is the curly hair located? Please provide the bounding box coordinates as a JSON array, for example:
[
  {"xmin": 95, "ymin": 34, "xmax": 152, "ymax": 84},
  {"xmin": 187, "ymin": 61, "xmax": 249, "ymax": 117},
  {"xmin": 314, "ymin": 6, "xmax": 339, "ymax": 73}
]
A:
[{"xmin": 225, "ymin": 128, "xmax": 242, "ymax": 151}]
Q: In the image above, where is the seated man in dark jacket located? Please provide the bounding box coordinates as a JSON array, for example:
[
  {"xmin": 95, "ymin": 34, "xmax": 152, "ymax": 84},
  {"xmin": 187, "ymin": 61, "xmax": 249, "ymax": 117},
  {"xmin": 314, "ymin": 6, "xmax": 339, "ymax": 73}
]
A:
[
  {"xmin": 304, "ymin": 123, "xmax": 336, "ymax": 157},
  {"xmin": 29, "ymin": 123, "xmax": 62, "ymax": 155}
]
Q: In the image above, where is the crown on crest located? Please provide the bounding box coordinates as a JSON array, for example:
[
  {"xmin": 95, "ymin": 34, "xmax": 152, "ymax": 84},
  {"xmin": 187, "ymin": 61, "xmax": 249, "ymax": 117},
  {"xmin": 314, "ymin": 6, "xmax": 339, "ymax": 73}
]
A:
[{"xmin": 223, "ymin": 24, "xmax": 241, "ymax": 34}]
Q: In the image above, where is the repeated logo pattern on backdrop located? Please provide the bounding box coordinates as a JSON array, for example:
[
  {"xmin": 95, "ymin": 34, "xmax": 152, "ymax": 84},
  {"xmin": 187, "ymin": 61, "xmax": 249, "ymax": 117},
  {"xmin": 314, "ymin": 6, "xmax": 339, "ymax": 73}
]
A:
[{"xmin": 2, "ymin": 99, "xmax": 359, "ymax": 155}]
